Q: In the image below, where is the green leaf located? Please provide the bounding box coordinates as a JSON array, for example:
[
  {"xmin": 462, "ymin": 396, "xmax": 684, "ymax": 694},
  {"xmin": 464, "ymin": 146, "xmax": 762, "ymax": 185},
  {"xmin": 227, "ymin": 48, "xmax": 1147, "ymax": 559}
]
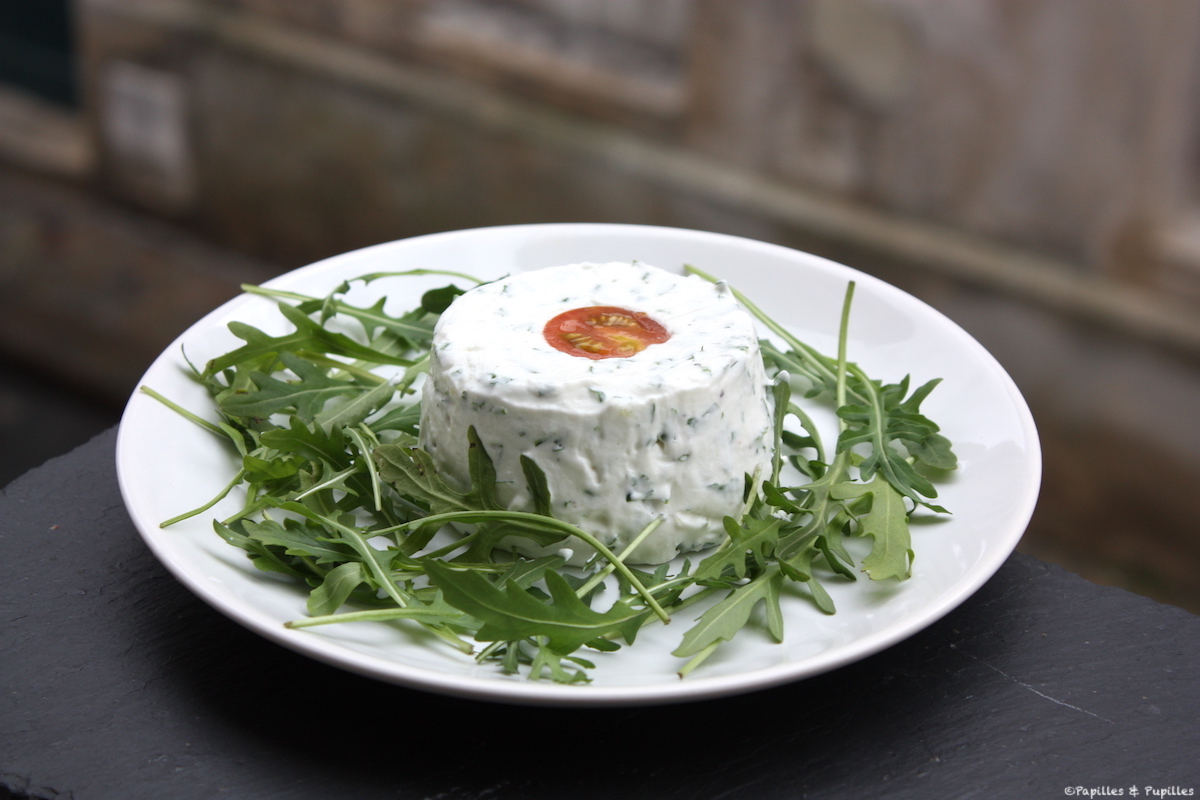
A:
[
  {"xmin": 466, "ymin": 427, "xmax": 502, "ymax": 511},
  {"xmin": 317, "ymin": 295, "xmax": 428, "ymax": 343},
  {"xmin": 240, "ymin": 517, "xmax": 357, "ymax": 564},
  {"xmin": 260, "ymin": 417, "xmax": 349, "ymax": 468},
  {"xmin": 269, "ymin": 503, "xmax": 418, "ymax": 608},
  {"xmin": 805, "ymin": 575, "xmax": 836, "ymax": 614},
  {"xmin": 287, "ymin": 591, "xmax": 468, "ymax": 630},
  {"xmin": 314, "ymin": 378, "xmax": 394, "ymax": 432},
  {"xmin": 774, "ymin": 451, "xmax": 850, "ymax": 564},
  {"xmin": 242, "ymin": 453, "xmax": 299, "ymax": 483},
  {"xmin": 673, "ymin": 566, "xmax": 784, "ymax": 658},
  {"xmin": 761, "ymin": 481, "xmax": 802, "ymax": 514},
  {"xmin": 421, "ymin": 284, "xmax": 466, "ymax": 314},
  {"xmin": 220, "ymin": 353, "xmax": 360, "ymax": 421},
  {"xmin": 205, "ymin": 301, "xmax": 414, "ymax": 377},
  {"xmin": 520, "ymin": 455, "xmax": 552, "ymax": 517},
  {"xmin": 528, "ymin": 640, "xmax": 593, "ymax": 684},
  {"xmin": 374, "ymin": 429, "xmax": 570, "ymax": 552},
  {"xmin": 206, "ymin": 321, "xmax": 311, "ymax": 376},
  {"xmin": 837, "ymin": 370, "xmax": 952, "ymax": 508},
  {"xmin": 426, "ymin": 562, "xmax": 641, "ymax": 654},
  {"xmin": 373, "ymin": 440, "xmax": 480, "ymax": 516},
  {"xmin": 213, "ymin": 520, "xmax": 312, "ymax": 579},
  {"xmin": 769, "ymin": 375, "xmax": 791, "ymax": 484},
  {"xmin": 368, "ymin": 402, "xmax": 421, "ymax": 435},
  {"xmin": 495, "ymin": 555, "xmax": 567, "ymax": 590},
  {"xmin": 307, "ymin": 561, "xmax": 368, "ymax": 616},
  {"xmin": 831, "ymin": 473, "xmax": 913, "ymax": 580},
  {"xmin": 694, "ymin": 516, "xmax": 782, "ymax": 582},
  {"xmin": 910, "ymin": 432, "xmax": 957, "ymax": 471}
]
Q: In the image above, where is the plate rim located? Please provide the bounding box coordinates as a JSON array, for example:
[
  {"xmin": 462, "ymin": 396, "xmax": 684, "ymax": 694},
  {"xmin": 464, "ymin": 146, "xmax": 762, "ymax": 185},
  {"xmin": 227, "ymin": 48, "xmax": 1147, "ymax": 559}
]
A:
[{"xmin": 116, "ymin": 222, "xmax": 1042, "ymax": 706}]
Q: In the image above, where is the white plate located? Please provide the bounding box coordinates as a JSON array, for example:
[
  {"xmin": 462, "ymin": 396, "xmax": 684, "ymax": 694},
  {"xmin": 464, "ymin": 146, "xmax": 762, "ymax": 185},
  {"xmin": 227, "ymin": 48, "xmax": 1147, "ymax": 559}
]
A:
[{"xmin": 116, "ymin": 223, "xmax": 1041, "ymax": 706}]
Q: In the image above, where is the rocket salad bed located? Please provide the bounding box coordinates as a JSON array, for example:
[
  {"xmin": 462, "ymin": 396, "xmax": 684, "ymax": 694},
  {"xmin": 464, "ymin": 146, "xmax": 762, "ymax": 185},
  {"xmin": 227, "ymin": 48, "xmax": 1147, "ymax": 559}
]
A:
[{"xmin": 144, "ymin": 265, "xmax": 957, "ymax": 683}]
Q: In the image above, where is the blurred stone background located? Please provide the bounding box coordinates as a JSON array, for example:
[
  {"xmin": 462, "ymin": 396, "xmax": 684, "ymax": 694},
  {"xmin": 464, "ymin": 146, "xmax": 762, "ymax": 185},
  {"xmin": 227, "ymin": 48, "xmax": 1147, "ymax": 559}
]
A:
[{"xmin": 2, "ymin": 0, "xmax": 1199, "ymax": 612}]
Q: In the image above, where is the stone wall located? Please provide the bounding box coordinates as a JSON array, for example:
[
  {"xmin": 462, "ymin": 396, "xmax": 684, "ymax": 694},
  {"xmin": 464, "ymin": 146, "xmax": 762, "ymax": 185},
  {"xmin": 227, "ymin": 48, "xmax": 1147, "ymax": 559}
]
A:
[
  {"xmin": 0, "ymin": 165, "xmax": 272, "ymax": 398},
  {"xmin": 81, "ymin": 1, "xmax": 1200, "ymax": 280},
  {"xmin": 1, "ymin": 0, "xmax": 1199, "ymax": 610}
]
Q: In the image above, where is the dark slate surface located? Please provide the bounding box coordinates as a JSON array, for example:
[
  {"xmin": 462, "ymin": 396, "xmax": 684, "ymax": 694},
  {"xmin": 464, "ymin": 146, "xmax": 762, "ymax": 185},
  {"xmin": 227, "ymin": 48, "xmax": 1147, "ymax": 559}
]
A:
[{"xmin": 2, "ymin": 428, "xmax": 1198, "ymax": 800}]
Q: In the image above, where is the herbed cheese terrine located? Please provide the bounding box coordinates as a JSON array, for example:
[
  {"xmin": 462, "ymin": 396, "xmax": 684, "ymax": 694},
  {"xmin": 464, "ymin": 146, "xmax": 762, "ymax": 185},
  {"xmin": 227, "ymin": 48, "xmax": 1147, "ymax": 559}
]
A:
[{"xmin": 419, "ymin": 261, "xmax": 774, "ymax": 564}]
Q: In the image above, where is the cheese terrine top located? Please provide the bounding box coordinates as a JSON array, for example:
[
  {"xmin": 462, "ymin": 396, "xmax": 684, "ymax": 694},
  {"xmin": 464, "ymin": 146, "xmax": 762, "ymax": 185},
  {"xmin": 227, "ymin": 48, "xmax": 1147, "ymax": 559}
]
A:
[{"xmin": 430, "ymin": 261, "xmax": 761, "ymax": 409}]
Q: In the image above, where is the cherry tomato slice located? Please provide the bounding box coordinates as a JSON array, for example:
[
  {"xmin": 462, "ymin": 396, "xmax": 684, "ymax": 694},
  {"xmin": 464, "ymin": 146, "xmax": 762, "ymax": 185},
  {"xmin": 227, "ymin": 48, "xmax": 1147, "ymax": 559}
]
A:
[{"xmin": 543, "ymin": 306, "xmax": 670, "ymax": 360}]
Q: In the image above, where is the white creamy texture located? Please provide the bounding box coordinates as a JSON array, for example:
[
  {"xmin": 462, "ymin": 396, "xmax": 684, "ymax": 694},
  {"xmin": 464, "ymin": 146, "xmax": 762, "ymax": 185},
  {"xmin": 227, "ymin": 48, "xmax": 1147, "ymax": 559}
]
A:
[{"xmin": 419, "ymin": 261, "xmax": 774, "ymax": 564}]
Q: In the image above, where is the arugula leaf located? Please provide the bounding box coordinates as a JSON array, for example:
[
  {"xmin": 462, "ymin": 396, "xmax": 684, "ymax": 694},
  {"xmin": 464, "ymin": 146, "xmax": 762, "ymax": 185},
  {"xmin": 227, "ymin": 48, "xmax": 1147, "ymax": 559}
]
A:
[
  {"xmin": 527, "ymin": 641, "xmax": 593, "ymax": 684},
  {"xmin": 831, "ymin": 473, "xmax": 913, "ymax": 580},
  {"xmin": 521, "ymin": 455, "xmax": 553, "ymax": 517},
  {"xmin": 219, "ymin": 353, "xmax": 362, "ymax": 421},
  {"xmin": 426, "ymin": 562, "xmax": 641, "ymax": 655},
  {"xmin": 373, "ymin": 429, "xmax": 494, "ymax": 516},
  {"xmin": 421, "ymin": 285, "xmax": 466, "ymax": 314},
  {"xmin": 213, "ymin": 520, "xmax": 313, "ymax": 580},
  {"xmin": 495, "ymin": 555, "xmax": 568, "ymax": 590},
  {"xmin": 210, "ymin": 302, "xmax": 417, "ymax": 377},
  {"xmin": 694, "ymin": 516, "xmax": 783, "ymax": 583},
  {"xmin": 312, "ymin": 295, "xmax": 429, "ymax": 345},
  {"xmin": 315, "ymin": 379, "xmax": 396, "ymax": 432},
  {"xmin": 368, "ymin": 402, "xmax": 421, "ymax": 435},
  {"xmin": 836, "ymin": 367, "xmax": 946, "ymax": 509},
  {"xmin": 673, "ymin": 566, "xmax": 785, "ymax": 658},
  {"xmin": 307, "ymin": 561, "xmax": 368, "ymax": 616},
  {"xmin": 239, "ymin": 517, "xmax": 358, "ymax": 564},
  {"xmin": 260, "ymin": 417, "xmax": 350, "ymax": 468},
  {"xmin": 769, "ymin": 375, "xmax": 791, "ymax": 484}
]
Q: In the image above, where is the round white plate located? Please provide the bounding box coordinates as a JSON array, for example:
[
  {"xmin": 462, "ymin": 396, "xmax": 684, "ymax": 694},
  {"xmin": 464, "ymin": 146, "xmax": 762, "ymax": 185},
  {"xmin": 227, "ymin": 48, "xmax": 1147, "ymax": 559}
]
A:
[{"xmin": 116, "ymin": 223, "xmax": 1040, "ymax": 706}]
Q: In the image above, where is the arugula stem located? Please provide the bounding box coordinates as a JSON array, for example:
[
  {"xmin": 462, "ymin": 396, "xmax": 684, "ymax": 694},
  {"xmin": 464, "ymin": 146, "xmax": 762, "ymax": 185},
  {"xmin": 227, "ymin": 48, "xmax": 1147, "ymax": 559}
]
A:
[
  {"xmin": 354, "ymin": 268, "xmax": 486, "ymax": 286},
  {"xmin": 684, "ymin": 265, "xmax": 840, "ymax": 390},
  {"xmin": 685, "ymin": 265, "xmax": 871, "ymax": 409},
  {"xmin": 737, "ymin": 464, "xmax": 763, "ymax": 525},
  {"xmin": 678, "ymin": 641, "xmax": 721, "ymax": 678},
  {"xmin": 599, "ymin": 584, "xmax": 719, "ymax": 644},
  {"xmin": 647, "ymin": 575, "xmax": 704, "ymax": 599},
  {"xmin": 239, "ymin": 269, "xmax": 484, "ymax": 307},
  {"xmin": 418, "ymin": 530, "xmax": 481, "ymax": 559},
  {"xmin": 476, "ymin": 640, "xmax": 510, "ymax": 664},
  {"xmin": 574, "ymin": 517, "xmax": 664, "ymax": 599},
  {"xmin": 292, "ymin": 466, "xmax": 358, "ymax": 501},
  {"xmin": 772, "ymin": 282, "xmax": 856, "ymax": 563},
  {"xmin": 396, "ymin": 354, "xmax": 430, "ymax": 394},
  {"xmin": 239, "ymin": 285, "xmax": 313, "ymax": 303},
  {"xmin": 221, "ymin": 496, "xmax": 270, "ymax": 527},
  {"xmin": 160, "ymin": 469, "xmax": 247, "ymax": 528},
  {"xmin": 295, "ymin": 352, "xmax": 389, "ymax": 384},
  {"xmin": 836, "ymin": 282, "xmax": 856, "ymax": 424},
  {"xmin": 140, "ymin": 386, "xmax": 226, "ymax": 437},
  {"xmin": 285, "ymin": 606, "xmax": 462, "ymax": 628}
]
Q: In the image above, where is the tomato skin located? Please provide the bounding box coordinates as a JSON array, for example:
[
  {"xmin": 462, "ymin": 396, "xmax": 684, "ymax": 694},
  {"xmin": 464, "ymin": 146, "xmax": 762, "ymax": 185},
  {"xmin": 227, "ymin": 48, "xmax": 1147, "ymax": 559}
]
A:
[{"xmin": 543, "ymin": 306, "xmax": 670, "ymax": 359}]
